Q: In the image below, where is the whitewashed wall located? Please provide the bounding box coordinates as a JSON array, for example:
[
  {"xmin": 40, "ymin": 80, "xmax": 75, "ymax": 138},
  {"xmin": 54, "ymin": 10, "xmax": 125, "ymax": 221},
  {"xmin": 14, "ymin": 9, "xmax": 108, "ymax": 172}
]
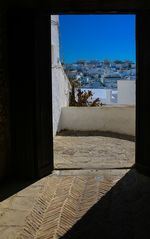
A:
[
  {"xmin": 118, "ymin": 80, "xmax": 136, "ymax": 105},
  {"xmin": 51, "ymin": 15, "xmax": 71, "ymax": 135},
  {"xmin": 60, "ymin": 106, "xmax": 135, "ymax": 136}
]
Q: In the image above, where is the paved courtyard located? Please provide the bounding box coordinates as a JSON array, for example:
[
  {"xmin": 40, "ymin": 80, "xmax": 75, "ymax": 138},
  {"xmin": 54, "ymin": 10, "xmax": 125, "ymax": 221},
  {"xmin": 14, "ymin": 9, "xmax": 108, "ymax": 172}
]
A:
[
  {"xmin": 54, "ymin": 135, "xmax": 135, "ymax": 169},
  {"xmin": 1, "ymin": 169, "xmax": 150, "ymax": 239},
  {"xmin": 0, "ymin": 170, "xmax": 131, "ymax": 238},
  {"xmin": 2, "ymin": 135, "xmax": 149, "ymax": 239}
]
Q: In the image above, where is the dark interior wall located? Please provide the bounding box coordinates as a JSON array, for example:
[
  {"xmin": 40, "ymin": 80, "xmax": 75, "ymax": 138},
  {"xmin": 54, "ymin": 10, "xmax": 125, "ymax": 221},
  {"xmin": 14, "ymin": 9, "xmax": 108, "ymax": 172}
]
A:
[
  {"xmin": 8, "ymin": 9, "xmax": 53, "ymax": 179},
  {"xmin": 136, "ymin": 11, "xmax": 150, "ymax": 174},
  {"xmin": 0, "ymin": 1, "xmax": 150, "ymax": 180},
  {"xmin": 2, "ymin": 0, "xmax": 150, "ymax": 11},
  {"xmin": 49, "ymin": 0, "xmax": 150, "ymax": 12},
  {"xmin": 0, "ymin": 12, "xmax": 10, "ymax": 179},
  {"xmin": 7, "ymin": 9, "xmax": 36, "ymax": 178},
  {"xmin": 34, "ymin": 10, "xmax": 53, "ymax": 178},
  {"xmin": 0, "ymin": 9, "xmax": 53, "ymax": 180}
]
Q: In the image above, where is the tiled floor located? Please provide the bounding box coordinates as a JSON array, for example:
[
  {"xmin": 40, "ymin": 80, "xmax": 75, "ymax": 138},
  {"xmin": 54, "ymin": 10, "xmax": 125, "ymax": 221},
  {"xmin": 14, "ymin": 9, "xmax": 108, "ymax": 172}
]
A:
[
  {"xmin": 1, "ymin": 136, "xmax": 149, "ymax": 239},
  {"xmin": 1, "ymin": 169, "xmax": 150, "ymax": 239},
  {"xmin": 54, "ymin": 135, "xmax": 135, "ymax": 169},
  {"xmin": 0, "ymin": 178, "xmax": 46, "ymax": 238},
  {"xmin": 0, "ymin": 170, "xmax": 127, "ymax": 238}
]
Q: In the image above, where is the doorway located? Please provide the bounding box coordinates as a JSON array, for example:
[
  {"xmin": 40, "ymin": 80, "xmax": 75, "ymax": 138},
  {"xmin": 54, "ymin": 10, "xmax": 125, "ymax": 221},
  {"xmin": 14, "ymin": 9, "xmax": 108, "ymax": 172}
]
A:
[{"xmin": 51, "ymin": 14, "xmax": 136, "ymax": 173}]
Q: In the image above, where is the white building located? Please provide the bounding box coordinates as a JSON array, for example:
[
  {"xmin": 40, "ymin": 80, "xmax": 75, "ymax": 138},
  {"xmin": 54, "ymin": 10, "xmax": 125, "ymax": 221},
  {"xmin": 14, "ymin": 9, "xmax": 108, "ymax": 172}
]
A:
[
  {"xmin": 51, "ymin": 15, "xmax": 71, "ymax": 135},
  {"xmin": 118, "ymin": 80, "xmax": 135, "ymax": 105}
]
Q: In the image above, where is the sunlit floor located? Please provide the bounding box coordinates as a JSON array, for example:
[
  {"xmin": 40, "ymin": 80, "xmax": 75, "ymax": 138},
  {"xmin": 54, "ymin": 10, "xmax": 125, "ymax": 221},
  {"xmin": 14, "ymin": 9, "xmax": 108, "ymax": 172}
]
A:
[
  {"xmin": 1, "ymin": 169, "xmax": 150, "ymax": 239},
  {"xmin": 0, "ymin": 170, "xmax": 128, "ymax": 238}
]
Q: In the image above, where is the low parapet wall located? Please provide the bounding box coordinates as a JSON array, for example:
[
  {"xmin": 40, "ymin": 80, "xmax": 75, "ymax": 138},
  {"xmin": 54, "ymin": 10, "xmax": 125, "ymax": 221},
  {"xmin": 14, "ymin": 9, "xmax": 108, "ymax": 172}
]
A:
[{"xmin": 59, "ymin": 106, "xmax": 135, "ymax": 136}]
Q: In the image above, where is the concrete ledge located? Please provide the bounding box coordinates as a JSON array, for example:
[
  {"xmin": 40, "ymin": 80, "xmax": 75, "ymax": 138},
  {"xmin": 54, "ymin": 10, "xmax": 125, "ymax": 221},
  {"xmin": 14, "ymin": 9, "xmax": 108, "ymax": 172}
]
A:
[{"xmin": 59, "ymin": 106, "xmax": 135, "ymax": 136}]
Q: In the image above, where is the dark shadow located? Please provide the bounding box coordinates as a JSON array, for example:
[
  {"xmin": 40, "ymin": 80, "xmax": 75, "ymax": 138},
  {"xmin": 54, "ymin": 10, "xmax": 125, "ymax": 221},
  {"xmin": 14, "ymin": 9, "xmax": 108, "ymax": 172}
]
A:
[
  {"xmin": 54, "ymin": 165, "xmax": 135, "ymax": 171},
  {"xmin": 57, "ymin": 130, "xmax": 135, "ymax": 142},
  {"xmin": 0, "ymin": 177, "xmax": 36, "ymax": 201},
  {"xmin": 60, "ymin": 169, "xmax": 150, "ymax": 239}
]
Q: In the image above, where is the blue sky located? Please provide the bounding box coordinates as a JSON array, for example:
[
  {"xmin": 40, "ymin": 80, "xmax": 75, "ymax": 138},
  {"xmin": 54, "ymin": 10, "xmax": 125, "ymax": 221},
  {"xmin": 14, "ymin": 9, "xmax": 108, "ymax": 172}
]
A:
[{"xmin": 59, "ymin": 14, "xmax": 136, "ymax": 63}]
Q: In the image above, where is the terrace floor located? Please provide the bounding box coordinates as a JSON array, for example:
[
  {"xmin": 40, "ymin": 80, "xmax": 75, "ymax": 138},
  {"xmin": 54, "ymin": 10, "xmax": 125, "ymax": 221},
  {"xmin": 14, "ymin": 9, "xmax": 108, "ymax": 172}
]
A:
[
  {"xmin": 54, "ymin": 134, "xmax": 135, "ymax": 170},
  {"xmin": 1, "ymin": 134, "xmax": 150, "ymax": 239}
]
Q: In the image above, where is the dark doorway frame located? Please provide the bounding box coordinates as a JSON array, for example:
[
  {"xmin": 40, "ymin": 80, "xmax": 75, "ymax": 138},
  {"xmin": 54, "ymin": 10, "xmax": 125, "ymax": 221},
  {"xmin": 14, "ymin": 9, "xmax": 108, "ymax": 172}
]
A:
[
  {"xmin": 6, "ymin": 9, "xmax": 54, "ymax": 180},
  {"xmin": 2, "ymin": 1, "xmax": 150, "ymax": 182}
]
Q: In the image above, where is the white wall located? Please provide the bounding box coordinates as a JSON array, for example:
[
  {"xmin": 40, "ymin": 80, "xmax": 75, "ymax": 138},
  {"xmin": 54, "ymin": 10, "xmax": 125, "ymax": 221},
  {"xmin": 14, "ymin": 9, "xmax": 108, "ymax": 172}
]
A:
[
  {"xmin": 52, "ymin": 67, "xmax": 71, "ymax": 135},
  {"xmin": 51, "ymin": 15, "xmax": 60, "ymax": 66},
  {"xmin": 60, "ymin": 106, "xmax": 135, "ymax": 136},
  {"xmin": 51, "ymin": 15, "xmax": 71, "ymax": 135},
  {"xmin": 118, "ymin": 80, "xmax": 135, "ymax": 105}
]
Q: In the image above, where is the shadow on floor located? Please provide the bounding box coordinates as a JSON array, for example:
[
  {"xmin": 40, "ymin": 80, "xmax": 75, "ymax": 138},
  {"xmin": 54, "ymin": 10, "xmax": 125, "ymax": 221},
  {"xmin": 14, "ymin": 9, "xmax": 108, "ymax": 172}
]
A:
[
  {"xmin": 60, "ymin": 169, "xmax": 150, "ymax": 239},
  {"xmin": 0, "ymin": 177, "xmax": 36, "ymax": 201},
  {"xmin": 57, "ymin": 130, "xmax": 135, "ymax": 142}
]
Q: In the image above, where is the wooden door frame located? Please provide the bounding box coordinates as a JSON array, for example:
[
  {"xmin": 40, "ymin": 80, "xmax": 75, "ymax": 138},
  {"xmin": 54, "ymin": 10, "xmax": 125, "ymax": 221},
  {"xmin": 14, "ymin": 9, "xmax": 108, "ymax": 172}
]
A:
[
  {"xmin": 6, "ymin": 9, "xmax": 53, "ymax": 180},
  {"xmin": 4, "ymin": 2, "xmax": 150, "ymax": 180}
]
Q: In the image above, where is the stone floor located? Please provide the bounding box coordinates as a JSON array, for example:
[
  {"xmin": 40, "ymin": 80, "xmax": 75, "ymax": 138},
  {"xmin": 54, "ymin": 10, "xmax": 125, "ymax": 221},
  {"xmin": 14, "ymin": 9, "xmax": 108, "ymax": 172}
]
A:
[
  {"xmin": 1, "ymin": 135, "xmax": 148, "ymax": 239},
  {"xmin": 0, "ymin": 169, "xmax": 150, "ymax": 239},
  {"xmin": 54, "ymin": 136, "xmax": 135, "ymax": 169},
  {"xmin": 0, "ymin": 177, "xmax": 46, "ymax": 239},
  {"xmin": 0, "ymin": 170, "xmax": 128, "ymax": 238}
]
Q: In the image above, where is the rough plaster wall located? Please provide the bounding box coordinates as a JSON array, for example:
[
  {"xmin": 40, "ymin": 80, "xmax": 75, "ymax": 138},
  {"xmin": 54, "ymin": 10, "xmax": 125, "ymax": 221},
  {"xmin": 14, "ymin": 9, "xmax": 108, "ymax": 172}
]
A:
[
  {"xmin": 51, "ymin": 15, "xmax": 59, "ymax": 66},
  {"xmin": 0, "ymin": 13, "xmax": 10, "ymax": 178},
  {"xmin": 51, "ymin": 15, "xmax": 71, "ymax": 136},
  {"xmin": 61, "ymin": 106, "xmax": 135, "ymax": 136}
]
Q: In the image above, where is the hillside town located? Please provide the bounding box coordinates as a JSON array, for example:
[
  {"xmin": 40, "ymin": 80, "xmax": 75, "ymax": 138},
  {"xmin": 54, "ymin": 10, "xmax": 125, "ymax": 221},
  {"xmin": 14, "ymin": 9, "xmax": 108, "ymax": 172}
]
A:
[{"xmin": 63, "ymin": 59, "xmax": 136, "ymax": 89}]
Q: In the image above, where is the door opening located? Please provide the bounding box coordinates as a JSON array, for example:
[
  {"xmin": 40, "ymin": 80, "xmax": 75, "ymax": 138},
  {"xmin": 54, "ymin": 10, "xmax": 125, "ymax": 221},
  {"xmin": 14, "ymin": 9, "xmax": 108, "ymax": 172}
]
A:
[{"xmin": 51, "ymin": 14, "xmax": 136, "ymax": 173}]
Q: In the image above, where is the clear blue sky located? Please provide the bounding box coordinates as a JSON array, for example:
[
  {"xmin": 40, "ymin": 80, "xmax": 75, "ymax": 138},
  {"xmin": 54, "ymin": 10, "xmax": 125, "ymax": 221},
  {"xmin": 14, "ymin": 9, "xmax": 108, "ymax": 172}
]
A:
[{"xmin": 59, "ymin": 14, "xmax": 136, "ymax": 63}]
